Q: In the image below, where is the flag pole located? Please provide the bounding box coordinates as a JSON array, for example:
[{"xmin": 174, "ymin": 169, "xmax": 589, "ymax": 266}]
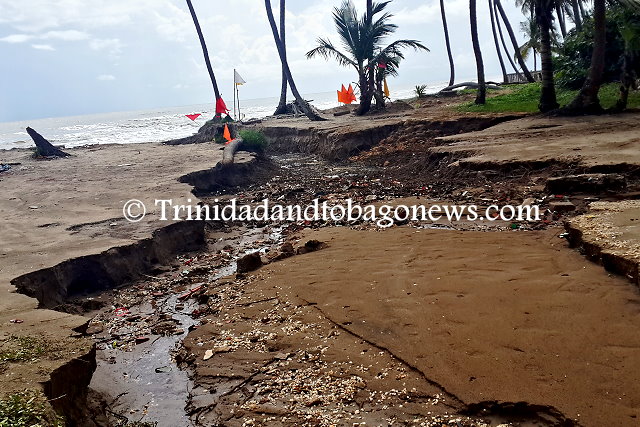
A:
[
  {"xmin": 237, "ymin": 83, "xmax": 241, "ymax": 122},
  {"xmin": 233, "ymin": 69, "xmax": 237, "ymax": 121}
]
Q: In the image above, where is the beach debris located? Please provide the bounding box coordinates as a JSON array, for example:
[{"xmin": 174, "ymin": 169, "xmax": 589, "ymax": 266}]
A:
[
  {"xmin": 0, "ymin": 164, "xmax": 11, "ymax": 173},
  {"xmin": 155, "ymin": 366, "xmax": 172, "ymax": 373},
  {"xmin": 549, "ymin": 201, "xmax": 576, "ymax": 213},
  {"xmin": 135, "ymin": 336, "xmax": 149, "ymax": 344},
  {"xmin": 178, "ymin": 285, "xmax": 205, "ymax": 301},
  {"xmin": 237, "ymin": 252, "xmax": 263, "ymax": 273},
  {"xmin": 203, "ymin": 349, "xmax": 214, "ymax": 361},
  {"xmin": 26, "ymin": 127, "xmax": 70, "ymax": 158},
  {"xmin": 9, "ymin": 319, "xmax": 23, "ymax": 324},
  {"xmin": 296, "ymin": 240, "xmax": 328, "ymax": 255},
  {"xmin": 546, "ymin": 173, "xmax": 627, "ymax": 194}
]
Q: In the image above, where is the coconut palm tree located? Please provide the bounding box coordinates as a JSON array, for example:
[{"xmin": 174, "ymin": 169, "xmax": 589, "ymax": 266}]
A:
[
  {"xmin": 554, "ymin": 0, "xmax": 567, "ymax": 38},
  {"xmin": 274, "ymin": 0, "xmax": 288, "ymax": 115},
  {"xmin": 441, "ymin": 0, "xmax": 456, "ymax": 86},
  {"xmin": 494, "ymin": 0, "xmax": 524, "ymax": 79},
  {"xmin": 519, "ymin": 15, "xmax": 541, "ymax": 71},
  {"xmin": 265, "ymin": 0, "xmax": 325, "ymax": 121},
  {"xmin": 306, "ymin": 1, "xmax": 428, "ymax": 115},
  {"xmin": 569, "ymin": 0, "xmax": 583, "ymax": 30},
  {"xmin": 489, "ymin": 0, "xmax": 508, "ymax": 83},
  {"xmin": 494, "ymin": 0, "xmax": 536, "ymax": 82},
  {"xmin": 470, "ymin": 0, "xmax": 486, "ymax": 104},
  {"xmin": 564, "ymin": 0, "xmax": 606, "ymax": 113},
  {"xmin": 186, "ymin": 0, "xmax": 223, "ymax": 119}
]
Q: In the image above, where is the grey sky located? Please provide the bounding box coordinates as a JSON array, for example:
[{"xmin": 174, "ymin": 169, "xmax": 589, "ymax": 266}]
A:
[{"xmin": 0, "ymin": 0, "xmax": 536, "ymax": 122}]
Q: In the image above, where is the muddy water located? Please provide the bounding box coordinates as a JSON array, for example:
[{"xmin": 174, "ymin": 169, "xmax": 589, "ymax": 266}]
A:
[{"xmin": 89, "ymin": 225, "xmax": 284, "ymax": 427}]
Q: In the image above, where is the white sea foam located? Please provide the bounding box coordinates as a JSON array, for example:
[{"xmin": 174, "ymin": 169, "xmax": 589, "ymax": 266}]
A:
[{"xmin": 0, "ymin": 83, "xmax": 446, "ymax": 151}]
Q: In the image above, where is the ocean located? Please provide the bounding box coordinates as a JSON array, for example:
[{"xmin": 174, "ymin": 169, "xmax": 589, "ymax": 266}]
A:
[{"xmin": 0, "ymin": 83, "xmax": 446, "ymax": 151}]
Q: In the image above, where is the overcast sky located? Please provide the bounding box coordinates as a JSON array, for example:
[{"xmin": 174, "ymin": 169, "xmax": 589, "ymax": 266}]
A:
[{"xmin": 0, "ymin": 0, "xmax": 534, "ymax": 122}]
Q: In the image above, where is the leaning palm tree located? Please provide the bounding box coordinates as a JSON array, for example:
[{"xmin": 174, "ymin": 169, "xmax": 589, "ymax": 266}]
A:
[
  {"xmin": 489, "ymin": 0, "xmax": 508, "ymax": 83},
  {"xmin": 440, "ymin": 0, "xmax": 456, "ymax": 86},
  {"xmin": 306, "ymin": 1, "xmax": 428, "ymax": 115},
  {"xmin": 494, "ymin": 0, "xmax": 535, "ymax": 82},
  {"xmin": 265, "ymin": 0, "xmax": 325, "ymax": 121},
  {"xmin": 273, "ymin": 0, "xmax": 288, "ymax": 115},
  {"xmin": 186, "ymin": 0, "xmax": 223, "ymax": 119},
  {"xmin": 564, "ymin": 0, "xmax": 606, "ymax": 113},
  {"xmin": 494, "ymin": 0, "xmax": 524, "ymax": 79},
  {"xmin": 470, "ymin": 0, "xmax": 486, "ymax": 104}
]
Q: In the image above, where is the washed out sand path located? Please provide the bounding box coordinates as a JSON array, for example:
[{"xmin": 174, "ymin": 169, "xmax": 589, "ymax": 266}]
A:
[
  {"xmin": 240, "ymin": 227, "xmax": 640, "ymax": 426},
  {"xmin": 0, "ymin": 142, "xmax": 225, "ymax": 395}
]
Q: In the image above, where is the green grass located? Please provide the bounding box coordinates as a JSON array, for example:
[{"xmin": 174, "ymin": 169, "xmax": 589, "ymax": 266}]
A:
[
  {"xmin": 0, "ymin": 391, "xmax": 64, "ymax": 427},
  {"xmin": 0, "ymin": 336, "xmax": 47, "ymax": 363},
  {"xmin": 458, "ymin": 82, "xmax": 640, "ymax": 113},
  {"xmin": 238, "ymin": 130, "xmax": 268, "ymax": 152}
]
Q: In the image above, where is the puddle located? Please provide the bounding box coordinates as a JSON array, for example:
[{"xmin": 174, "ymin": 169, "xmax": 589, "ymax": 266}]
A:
[{"xmin": 89, "ymin": 225, "xmax": 285, "ymax": 426}]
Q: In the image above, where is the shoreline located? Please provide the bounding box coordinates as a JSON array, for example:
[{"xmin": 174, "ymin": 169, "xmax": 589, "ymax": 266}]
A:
[{"xmin": 1, "ymin": 104, "xmax": 639, "ymax": 426}]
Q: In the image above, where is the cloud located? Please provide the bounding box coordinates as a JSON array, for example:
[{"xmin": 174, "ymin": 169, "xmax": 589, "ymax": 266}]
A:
[
  {"xmin": 97, "ymin": 74, "xmax": 116, "ymax": 81},
  {"xmin": 31, "ymin": 44, "xmax": 55, "ymax": 51},
  {"xmin": 42, "ymin": 30, "xmax": 90, "ymax": 41},
  {"xmin": 0, "ymin": 34, "xmax": 34, "ymax": 43},
  {"xmin": 89, "ymin": 38, "xmax": 123, "ymax": 58}
]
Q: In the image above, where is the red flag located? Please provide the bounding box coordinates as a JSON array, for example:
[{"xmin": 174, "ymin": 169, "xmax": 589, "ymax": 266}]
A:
[
  {"xmin": 186, "ymin": 114, "xmax": 201, "ymax": 121},
  {"xmin": 223, "ymin": 124, "xmax": 232, "ymax": 143},
  {"xmin": 215, "ymin": 98, "xmax": 229, "ymax": 115},
  {"xmin": 347, "ymin": 84, "xmax": 357, "ymax": 103}
]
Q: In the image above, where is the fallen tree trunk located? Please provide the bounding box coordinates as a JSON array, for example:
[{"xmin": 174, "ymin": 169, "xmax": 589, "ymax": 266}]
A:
[
  {"xmin": 27, "ymin": 127, "xmax": 69, "ymax": 157},
  {"xmin": 440, "ymin": 82, "xmax": 502, "ymax": 92},
  {"xmin": 221, "ymin": 137, "xmax": 244, "ymax": 165}
]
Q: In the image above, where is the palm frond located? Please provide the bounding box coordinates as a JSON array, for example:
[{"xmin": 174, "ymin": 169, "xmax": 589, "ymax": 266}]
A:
[{"xmin": 306, "ymin": 38, "xmax": 357, "ymax": 68}]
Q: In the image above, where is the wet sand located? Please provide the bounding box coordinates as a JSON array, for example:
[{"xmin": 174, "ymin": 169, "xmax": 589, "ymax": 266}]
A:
[{"xmin": 185, "ymin": 227, "xmax": 640, "ymax": 426}]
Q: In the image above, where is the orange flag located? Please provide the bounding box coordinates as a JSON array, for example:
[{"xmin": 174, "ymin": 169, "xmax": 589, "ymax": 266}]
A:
[
  {"xmin": 223, "ymin": 124, "xmax": 232, "ymax": 143},
  {"xmin": 347, "ymin": 84, "xmax": 357, "ymax": 103}
]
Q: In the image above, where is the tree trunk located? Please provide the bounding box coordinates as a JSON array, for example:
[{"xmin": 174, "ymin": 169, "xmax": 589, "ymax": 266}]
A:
[
  {"xmin": 274, "ymin": 0, "xmax": 288, "ymax": 115},
  {"xmin": 470, "ymin": 0, "xmax": 486, "ymax": 104},
  {"xmin": 565, "ymin": 0, "xmax": 606, "ymax": 113},
  {"xmin": 537, "ymin": 5, "xmax": 559, "ymax": 112},
  {"xmin": 489, "ymin": 0, "xmax": 508, "ymax": 83},
  {"xmin": 555, "ymin": 1, "xmax": 567, "ymax": 38},
  {"xmin": 571, "ymin": 0, "xmax": 582, "ymax": 31},
  {"xmin": 494, "ymin": 0, "xmax": 522, "ymax": 80},
  {"xmin": 495, "ymin": 0, "xmax": 535, "ymax": 82},
  {"xmin": 27, "ymin": 127, "xmax": 70, "ymax": 158},
  {"xmin": 440, "ymin": 0, "xmax": 456, "ymax": 87},
  {"xmin": 356, "ymin": 65, "xmax": 374, "ymax": 115},
  {"xmin": 186, "ymin": 0, "xmax": 222, "ymax": 118},
  {"xmin": 265, "ymin": 0, "xmax": 325, "ymax": 121}
]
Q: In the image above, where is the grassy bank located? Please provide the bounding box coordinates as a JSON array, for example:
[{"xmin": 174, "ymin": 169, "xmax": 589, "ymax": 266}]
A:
[{"xmin": 458, "ymin": 83, "xmax": 640, "ymax": 113}]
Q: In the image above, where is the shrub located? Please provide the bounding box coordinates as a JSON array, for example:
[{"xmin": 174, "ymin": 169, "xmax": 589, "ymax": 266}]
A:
[
  {"xmin": 238, "ymin": 130, "xmax": 268, "ymax": 152},
  {"xmin": 0, "ymin": 390, "xmax": 64, "ymax": 427}
]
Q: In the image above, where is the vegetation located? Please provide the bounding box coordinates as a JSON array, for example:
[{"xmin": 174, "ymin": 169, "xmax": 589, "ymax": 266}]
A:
[
  {"xmin": 0, "ymin": 336, "xmax": 48, "ymax": 363},
  {"xmin": 458, "ymin": 83, "xmax": 640, "ymax": 113},
  {"xmin": 0, "ymin": 390, "xmax": 64, "ymax": 427},
  {"xmin": 414, "ymin": 85, "xmax": 428, "ymax": 98},
  {"xmin": 306, "ymin": 1, "xmax": 428, "ymax": 115},
  {"xmin": 238, "ymin": 130, "xmax": 268, "ymax": 152}
]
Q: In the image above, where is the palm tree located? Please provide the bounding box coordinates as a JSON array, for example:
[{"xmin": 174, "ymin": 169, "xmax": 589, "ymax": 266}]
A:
[
  {"xmin": 489, "ymin": 0, "xmax": 508, "ymax": 83},
  {"xmin": 569, "ymin": 0, "xmax": 582, "ymax": 31},
  {"xmin": 519, "ymin": 15, "xmax": 541, "ymax": 71},
  {"xmin": 494, "ymin": 0, "xmax": 524, "ymax": 79},
  {"xmin": 306, "ymin": 1, "xmax": 428, "ymax": 115},
  {"xmin": 265, "ymin": 0, "xmax": 325, "ymax": 121},
  {"xmin": 564, "ymin": 0, "xmax": 606, "ymax": 113},
  {"xmin": 615, "ymin": 0, "xmax": 640, "ymax": 111},
  {"xmin": 494, "ymin": 0, "xmax": 535, "ymax": 82},
  {"xmin": 440, "ymin": 0, "xmax": 456, "ymax": 86},
  {"xmin": 274, "ymin": 0, "xmax": 288, "ymax": 115},
  {"xmin": 554, "ymin": 0, "xmax": 567, "ymax": 38},
  {"xmin": 470, "ymin": 0, "xmax": 486, "ymax": 104},
  {"xmin": 534, "ymin": 0, "xmax": 559, "ymax": 111},
  {"xmin": 186, "ymin": 0, "xmax": 223, "ymax": 119}
]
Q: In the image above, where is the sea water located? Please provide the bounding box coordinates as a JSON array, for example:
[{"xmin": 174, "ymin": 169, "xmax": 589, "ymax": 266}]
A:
[{"xmin": 0, "ymin": 84, "xmax": 445, "ymax": 151}]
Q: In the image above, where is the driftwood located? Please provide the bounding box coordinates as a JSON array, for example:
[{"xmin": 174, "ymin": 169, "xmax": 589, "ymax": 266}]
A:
[
  {"xmin": 440, "ymin": 82, "xmax": 503, "ymax": 92},
  {"xmin": 26, "ymin": 127, "xmax": 69, "ymax": 157},
  {"xmin": 221, "ymin": 137, "xmax": 244, "ymax": 165}
]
